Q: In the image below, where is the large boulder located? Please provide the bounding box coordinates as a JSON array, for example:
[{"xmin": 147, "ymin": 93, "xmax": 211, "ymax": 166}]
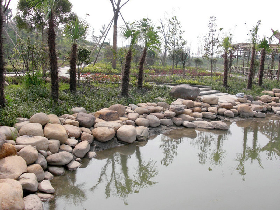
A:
[
  {"xmin": 29, "ymin": 113, "xmax": 50, "ymax": 126},
  {"xmin": 48, "ymin": 114, "xmax": 61, "ymax": 124},
  {"xmin": 44, "ymin": 123, "xmax": 68, "ymax": 144},
  {"xmin": 193, "ymin": 121, "xmax": 214, "ymax": 130},
  {"xmin": 0, "ymin": 156, "xmax": 27, "ymax": 179},
  {"xmin": 16, "ymin": 136, "xmax": 49, "ymax": 151},
  {"xmin": 19, "ymin": 123, "xmax": 44, "ymax": 137},
  {"xmin": 135, "ymin": 118, "xmax": 150, "ymax": 127},
  {"xmin": 170, "ymin": 84, "xmax": 200, "ymax": 100},
  {"xmin": 19, "ymin": 173, "xmax": 38, "ymax": 192},
  {"xmin": 117, "ymin": 125, "xmax": 137, "ymax": 143},
  {"xmin": 23, "ymin": 194, "xmax": 43, "ymax": 210},
  {"xmin": 76, "ymin": 112, "xmax": 96, "ymax": 128},
  {"xmin": 63, "ymin": 124, "xmax": 81, "ymax": 139},
  {"xmin": 18, "ymin": 145, "xmax": 38, "ymax": 165},
  {"xmin": 211, "ymin": 121, "xmax": 229, "ymax": 130},
  {"xmin": 73, "ymin": 141, "xmax": 90, "ymax": 158},
  {"xmin": 46, "ymin": 151, "xmax": 73, "ymax": 166},
  {"xmin": 0, "ymin": 126, "xmax": 18, "ymax": 140},
  {"xmin": 260, "ymin": 95, "xmax": 272, "ymax": 103},
  {"xmin": 92, "ymin": 127, "xmax": 115, "ymax": 142},
  {"xmin": 0, "ymin": 143, "xmax": 17, "ymax": 159},
  {"xmin": 0, "ymin": 179, "xmax": 25, "ymax": 210},
  {"xmin": 127, "ymin": 113, "xmax": 139, "ymax": 121},
  {"xmin": 109, "ymin": 104, "xmax": 126, "ymax": 117}
]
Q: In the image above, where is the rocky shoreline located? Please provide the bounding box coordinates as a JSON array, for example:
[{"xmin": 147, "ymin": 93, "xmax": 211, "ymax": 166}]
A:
[{"xmin": 1, "ymin": 85, "xmax": 280, "ymax": 209}]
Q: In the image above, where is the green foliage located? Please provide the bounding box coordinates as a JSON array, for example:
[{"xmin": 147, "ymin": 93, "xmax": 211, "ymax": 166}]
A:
[
  {"xmin": 23, "ymin": 71, "xmax": 44, "ymax": 87},
  {"xmin": 0, "ymin": 82, "xmax": 172, "ymax": 126},
  {"xmin": 258, "ymin": 37, "xmax": 270, "ymax": 51},
  {"xmin": 64, "ymin": 15, "xmax": 88, "ymax": 43}
]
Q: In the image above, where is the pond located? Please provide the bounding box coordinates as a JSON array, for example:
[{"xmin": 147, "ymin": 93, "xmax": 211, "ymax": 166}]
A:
[{"xmin": 44, "ymin": 116, "xmax": 280, "ymax": 210}]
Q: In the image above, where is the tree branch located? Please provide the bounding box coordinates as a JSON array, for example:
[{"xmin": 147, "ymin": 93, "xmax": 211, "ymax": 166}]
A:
[
  {"xmin": 3, "ymin": 0, "xmax": 11, "ymax": 13},
  {"xmin": 120, "ymin": 0, "xmax": 130, "ymax": 9},
  {"xmin": 109, "ymin": 0, "xmax": 116, "ymax": 12}
]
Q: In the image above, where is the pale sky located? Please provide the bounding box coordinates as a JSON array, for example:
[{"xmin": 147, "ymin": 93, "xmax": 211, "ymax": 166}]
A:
[{"xmin": 9, "ymin": 0, "xmax": 280, "ymax": 55}]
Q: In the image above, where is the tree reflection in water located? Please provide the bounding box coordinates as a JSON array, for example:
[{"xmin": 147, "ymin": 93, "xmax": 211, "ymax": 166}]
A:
[{"xmin": 90, "ymin": 143, "xmax": 158, "ymax": 205}]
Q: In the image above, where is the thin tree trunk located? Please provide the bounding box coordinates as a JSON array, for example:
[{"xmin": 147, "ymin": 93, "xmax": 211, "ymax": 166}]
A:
[
  {"xmin": 111, "ymin": 0, "xmax": 121, "ymax": 69},
  {"xmin": 0, "ymin": 0, "xmax": 5, "ymax": 107},
  {"xmin": 48, "ymin": 10, "xmax": 59, "ymax": 102},
  {"xmin": 247, "ymin": 46, "xmax": 256, "ymax": 89},
  {"xmin": 258, "ymin": 48, "xmax": 265, "ymax": 86},
  {"xmin": 70, "ymin": 43, "xmax": 77, "ymax": 92},
  {"xmin": 277, "ymin": 54, "xmax": 280, "ymax": 81},
  {"xmin": 121, "ymin": 48, "xmax": 132, "ymax": 96},
  {"xmin": 223, "ymin": 50, "xmax": 228, "ymax": 87},
  {"xmin": 138, "ymin": 47, "xmax": 147, "ymax": 89}
]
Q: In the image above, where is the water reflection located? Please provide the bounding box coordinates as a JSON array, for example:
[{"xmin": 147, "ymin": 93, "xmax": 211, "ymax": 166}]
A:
[{"xmin": 45, "ymin": 116, "xmax": 280, "ymax": 209}]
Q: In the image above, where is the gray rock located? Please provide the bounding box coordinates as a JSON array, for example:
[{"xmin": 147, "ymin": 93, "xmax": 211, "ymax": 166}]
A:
[
  {"xmin": 109, "ymin": 104, "xmax": 126, "ymax": 117},
  {"xmin": 157, "ymin": 102, "xmax": 170, "ymax": 110},
  {"xmin": 23, "ymin": 194, "xmax": 44, "ymax": 210},
  {"xmin": 19, "ymin": 173, "xmax": 38, "ymax": 192},
  {"xmin": 48, "ymin": 166, "xmax": 65, "ymax": 176},
  {"xmin": 136, "ymin": 126, "xmax": 149, "ymax": 141},
  {"xmin": 135, "ymin": 118, "xmax": 150, "ymax": 127},
  {"xmin": 67, "ymin": 160, "xmax": 81, "ymax": 171},
  {"xmin": 177, "ymin": 114, "xmax": 195, "ymax": 122},
  {"xmin": 60, "ymin": 144, "xmax": 73, "ymax": 153},
  {"xmin": 146, "ymin": 115, "xmax": 161, "ymax": 127},
  {"xmin": 182, "ymin": 121, "xmax": 196, "ymax": 128},
  {"xmin": 224, "ymin": 110, "xmax": 235, "ymax": 118},
  {"xmin": 18, "ymin": 145, "xmax": 38, "ymax": 165},
  {"xmin": 193, "ymin": 121, "xmax": 214, "ymax": 129},
  {"xmin": 27, "ymin": 164, "xmax": 45, "ymax": 182},
  {"xmin": 35, "ymin": 153, "xmax": 47, "ymax": 170},
  {"xmin": 160, "ymin": 119, "xmax": 174, "ymax": 126},
  {"xmin": 16, "ymin": 135, "xmax": 49, "ymax": 151},
  {"xmin": 71, "ymin": 107, "xmax": 87, "ymax": 113},
  {"xmin": 94, "ymin": 121, "xmax": 122, "ymax": 131},
  {"xmin": 169, "ymin": 105, "xmax": 185, "ymax": 115},
  {"xmin": 44, "ymin": 171, "xmax": 54, "ymax": 180},
  {"xmin": 0, "ymin": 179, "xmax": 25, "ymax": 210},
  {"xmin": 29, "ymin": 113, "xmax": 50, "ymax": 126},
  {"xmin": 202, "ymin": 112, "xmax": 216, "ymax": 120},
  {"xmin": 73, "ymin": 141, "xmax": 90, "ymax": 158},
  {"xmin": 48, "ymin": 140, "xmax": 60, "ymax": 154},
  {"xmin": 63, "ymin": 124, "xmax": 81, "ymax": 139},
  {"xmin": 19, "ymin": 123, "xmax": 44, "ymax": 137},
  {"xmin": 66, "ymin": 138, "xmax": 79, "ymax": 147},
  {"xmin": 164, "ymin": 110, "xmax": 176, "ymax": 118},
  {"xmin": 117, "ymin": 125, "xmax": 137, "ymax": 143},
  {"xmin": 211, "ymin": 121, "xmax": 229, "ymax": 130},
  {"xmin": 0, "ymin": 126, "xmax": 18, "ymax": 140},
  {"xmin": 237, "ymin": 104, "xmax": 254, "ymax": 118},
  {"xmin": 38, "ymin": 180, "xmax": 55, "ymax": 194},
  {"xmin": 135, "ymin": 107, "xmax": 150, "ymax": 115},
  {"xmin": 182, "ymin": 100, "xmax": 194, "ymax": 108},
  {"xmin": 127, "ymin": 113, "xmax": 139, "ymax": 121},
  {"xmin": 36, "ymin": 193, "xmax": 54, "ymax": 201},
  {"xmin": 172, "ymin": 117, "xmax": 183, "ymax": 126},
  {"xmin": 170, "ymin": 84, "xmax": 200, "ymax": 100},
  {"xmin": 46, "ymin": 151, "xmax": 73, "ymax": 166},
  {"xmin": 201, "ymin": 95, "xmax": 219, "ymax": 105},
  {"xmin": 14, "ymin": 121, "xmax": 30, "ymax": 131},
  {"xmin": 76, "ymin": 112, "xmax": 95, "ymax": 128},
  {"xmin": 254, "ymin": 112, "xmax": 266, "ymax": 118}
]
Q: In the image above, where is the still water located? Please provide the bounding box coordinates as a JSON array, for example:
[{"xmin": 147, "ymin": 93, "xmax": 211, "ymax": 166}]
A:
[{"xmin": 45, "ymin": 116, "xmax": 280, "ymax": 210}]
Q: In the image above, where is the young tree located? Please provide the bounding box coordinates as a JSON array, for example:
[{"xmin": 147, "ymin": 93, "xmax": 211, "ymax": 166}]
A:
[
  {"xmin": 258, "ymin": 38, "xmax": 269, "ymax": 86},
  {"xmin": 166, "ymin": 16, "xmax": 186, "ymax": 74},
  {"xmin": 203, "ymin": 16, "xmax": 220, "ymax": 77},
  {"xmin": 121, "ymin": 24, "xmax": 140, "ymax": 96},
  {"xmin": 64, "ymin": 15, "xmax": 88, "ymax": 92},
  {"xmin": 222, "ymin": 36, "xmax": 232, "ymax": 87},
  {"xmin": 77, "ymin": 47, "xmax": 91, "ymax": 83},
  {"xmin": 136, "ymin": 18, "xmax": 160, "ymax": 89},
  {"xmin": 110, "ymin": 0, "xmax": 130, "ymax": 69},
  {"xmin": 247, "ymin": 20, "xmax": 261, "ymax": 89},
  {"xmin": 0, "ymin": 0, "xmax": 5, "ymax": 107}
]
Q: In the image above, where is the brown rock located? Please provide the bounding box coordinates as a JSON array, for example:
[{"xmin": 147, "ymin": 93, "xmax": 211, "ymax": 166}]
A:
[
  {"xmin": 63, "ymin": 124, "xmax": 81, "ymax": 139},
  {"xmin": 0, "ymin": 156, "xmax": 27, "ymax": 179},
  {"xmin": 29, "ymin": 113, "xmax": 50, "ymax": 126},
  {"xmin": 92, "ymin": 127, "xmax": 115, "ymax": 142},
  {"xmin": 109, "ymin": 104, "xmax": 126, "ymax": 117},
  {"xmin": 27, "ymin": 164, "xmax": 45, "ymax": 182},
  {"xmin": 0, "ymin": 143, "xmax": 17, "ymax": 159},
  {"xmin": 19, "ymin": 123, "xmax": 44, "ymax": 137},
  {"xmin": 95, "ymin": 108, "xmax": 119, "ymax": 121},
  {"xmin": 44, "ymin": 123, "xmax": 68, "ymax": 144}
]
